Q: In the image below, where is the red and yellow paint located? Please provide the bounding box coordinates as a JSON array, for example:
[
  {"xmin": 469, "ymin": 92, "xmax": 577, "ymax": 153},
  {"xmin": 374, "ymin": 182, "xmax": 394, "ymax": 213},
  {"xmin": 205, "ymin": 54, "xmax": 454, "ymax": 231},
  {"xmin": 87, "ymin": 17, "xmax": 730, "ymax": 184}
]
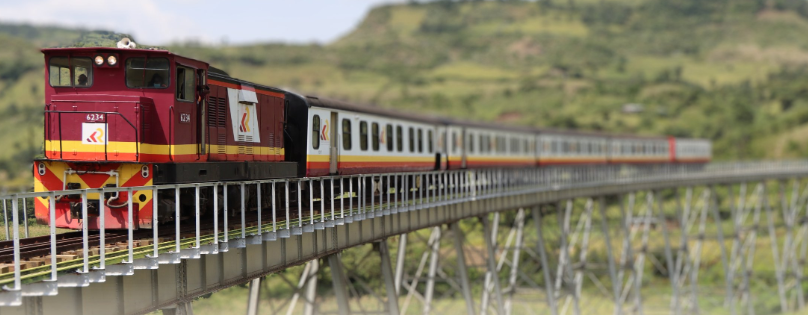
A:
[{"xmin": 34, "ymin": 161, "xmax": 153, "ymax": 230}]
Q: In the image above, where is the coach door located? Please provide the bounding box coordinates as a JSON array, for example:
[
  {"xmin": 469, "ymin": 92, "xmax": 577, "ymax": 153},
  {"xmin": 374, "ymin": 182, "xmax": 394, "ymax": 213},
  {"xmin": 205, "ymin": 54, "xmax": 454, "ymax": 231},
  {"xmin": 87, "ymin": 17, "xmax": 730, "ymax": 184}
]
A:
[{"xmin": 329, "ymin": 112, "xmax": 338, "ymax": 174}]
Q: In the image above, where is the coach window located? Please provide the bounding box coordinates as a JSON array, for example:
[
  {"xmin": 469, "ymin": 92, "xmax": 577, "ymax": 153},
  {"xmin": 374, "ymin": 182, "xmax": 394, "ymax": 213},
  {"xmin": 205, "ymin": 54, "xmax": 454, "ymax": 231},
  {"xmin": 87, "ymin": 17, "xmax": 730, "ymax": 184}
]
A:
[
  {"xmin": 417, "ymin": 129, "xmax": 424, "ymax": 153},
  {"xmin": 372, "ymin": 123, "xmax": 380, "ymax": 151},
  {"xmin": 312, "ymin": 116, "xmax": 321, "ymax": 149},
  {"xmin": 342, "ymin": 119, "xmax": 352, "ymax": 150},
  {"xmin": 176, "ymin": 66, "xmax": 195, "ymax": 101},
  {"xmin": 428, "ymin": 130, "xmax": 434, "ymax": 153},
  {"xmin": 396, "ymin": 126, "xmax": 403, "ymax": 152},
  {"xmin": 452, "ymin": 131, "xmax": 458, "ymax": 153},
  {"xmin": 386, "ymin": 124, "xmax": 394, "ymax": 151},
  {"xmin": 49, "ymin": 57, "xmax": 93, "ymax": 87},
  {"xmin": 409, "ymin": 128, "xmax": 415, "ymax": 152},
  {"xmin": 468, "ymin": 133, "xmax": 475, "ymax": 153},
  {"xmin": 360, "ymin": 121, "xmax": 368, "ymax": 151},
  {"xmin": 126, "ymin": 57, "xmax": 169, "ymax": 88}
]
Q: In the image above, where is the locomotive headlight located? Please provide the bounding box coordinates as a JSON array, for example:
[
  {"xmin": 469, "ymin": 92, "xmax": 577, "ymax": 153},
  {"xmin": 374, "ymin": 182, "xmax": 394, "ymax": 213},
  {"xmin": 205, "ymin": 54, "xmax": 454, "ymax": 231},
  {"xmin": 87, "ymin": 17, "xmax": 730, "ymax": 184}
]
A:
[
  {"xmin": 107, "ymin": 55, "xmax": 117, "ymax": 66},
  {"xmin": 94, "ymin": 55, "xmax": 104, "ymax": 66}
]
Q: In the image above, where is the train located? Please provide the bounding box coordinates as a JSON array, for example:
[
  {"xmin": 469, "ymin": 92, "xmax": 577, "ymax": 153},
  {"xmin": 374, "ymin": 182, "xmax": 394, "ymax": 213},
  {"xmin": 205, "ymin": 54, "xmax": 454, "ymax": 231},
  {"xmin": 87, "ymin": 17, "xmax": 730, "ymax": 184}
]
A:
[{"xmin": 33, "ymin": 46, "xmax": 712, "ymax": 230}]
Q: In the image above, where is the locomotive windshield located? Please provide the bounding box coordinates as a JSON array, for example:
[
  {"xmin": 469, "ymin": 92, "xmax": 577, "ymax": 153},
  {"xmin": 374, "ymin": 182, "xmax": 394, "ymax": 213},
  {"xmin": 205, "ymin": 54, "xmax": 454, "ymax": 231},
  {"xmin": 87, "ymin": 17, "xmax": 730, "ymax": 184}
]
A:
[
  {"xmin": 48, "ymin": 57, "xmax": 93, "ymax": 87},
  {"xmin": 125, "ymin": 57, "xmax": 170, "ymax": 88}
]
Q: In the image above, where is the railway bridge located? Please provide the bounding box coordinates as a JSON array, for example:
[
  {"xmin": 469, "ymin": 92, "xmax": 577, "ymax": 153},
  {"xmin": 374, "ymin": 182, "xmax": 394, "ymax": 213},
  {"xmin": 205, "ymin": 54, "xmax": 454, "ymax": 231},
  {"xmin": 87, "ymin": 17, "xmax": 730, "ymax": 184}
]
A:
[{"xmin": 0, "ymin": 162, "xmax": 807, "ymax": 315}]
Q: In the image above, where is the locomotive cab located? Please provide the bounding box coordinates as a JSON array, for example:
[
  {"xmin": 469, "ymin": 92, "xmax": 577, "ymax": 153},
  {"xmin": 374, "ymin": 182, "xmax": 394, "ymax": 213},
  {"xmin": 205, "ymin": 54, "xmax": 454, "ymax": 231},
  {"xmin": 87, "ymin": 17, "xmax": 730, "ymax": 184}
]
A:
[{"xmin": 35, "ymin": 47, "xmax": 211, "ymax": 229}]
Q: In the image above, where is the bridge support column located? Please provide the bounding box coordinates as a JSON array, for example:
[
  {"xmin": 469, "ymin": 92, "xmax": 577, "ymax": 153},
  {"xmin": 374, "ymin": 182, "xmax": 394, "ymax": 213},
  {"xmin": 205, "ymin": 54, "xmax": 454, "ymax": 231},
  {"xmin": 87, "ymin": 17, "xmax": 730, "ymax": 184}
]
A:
[
  {"xmin": 423, "ymin": 227, "xmax": 441, "ymax": 314},
  {"xmin": 451, "ymin": 222, "xmax": 475, "ymax": 315},
  {"xmin": 667, "ymin": 187, "xmax": 711, "ymax": 315},
  {"xmin": 722, "ymin": 182, "xmax": 762, "ymax": 315},
  {"xmin": 482, "ymin": 214, "xmax": 505, "ymax": 315},
  {"xmin": 303, "ymin": 259, "xmax": 319, "ymax": 315},
  {"xmin": 614, "ymin": 192, "xmax": 649, "ymax": 315},
  {"xmin": 377, "ymin": 239, "xmax": 400, "ymax": 315},
  {"xmin": 246, "ymin": 277, "xmax": 262, "ymax": 315},
  {"xmin": 327, "ymin": 253, "xmax": 350, "ymax": 315},
  {"xmin": 597, "ymin": 197, "xmax": 621, "ymax": 315},
  {"xmin": 533, "ymin": 206, "xmax": 557, "ymax": 315},
  {"xmin": 504, "ymin": 209, "xmax": 525, "ymax": 315},
  {"xmin": 393, "ymin": 234, "xmax": 407, "ymax": 295}
]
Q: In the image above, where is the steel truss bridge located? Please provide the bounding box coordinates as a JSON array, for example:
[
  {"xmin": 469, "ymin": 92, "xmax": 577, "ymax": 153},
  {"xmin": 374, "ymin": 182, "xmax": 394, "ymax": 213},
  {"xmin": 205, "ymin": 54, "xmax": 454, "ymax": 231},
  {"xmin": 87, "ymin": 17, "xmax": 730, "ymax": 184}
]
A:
[{"xmin": 1, "ymin": 162, "xmax": 808, "ymax": 315}]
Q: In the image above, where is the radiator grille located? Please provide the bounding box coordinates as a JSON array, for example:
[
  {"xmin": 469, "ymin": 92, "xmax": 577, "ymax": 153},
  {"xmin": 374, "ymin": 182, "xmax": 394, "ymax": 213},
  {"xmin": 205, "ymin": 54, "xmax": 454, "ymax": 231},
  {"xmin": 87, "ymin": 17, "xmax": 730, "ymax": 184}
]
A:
[
  {"xmin": 207, "ymin": 96, "xmax": 227, "ymax": 127},
  {"xmin": 217, "ymin": 134, "xmax": 226, "ymax": 154}
]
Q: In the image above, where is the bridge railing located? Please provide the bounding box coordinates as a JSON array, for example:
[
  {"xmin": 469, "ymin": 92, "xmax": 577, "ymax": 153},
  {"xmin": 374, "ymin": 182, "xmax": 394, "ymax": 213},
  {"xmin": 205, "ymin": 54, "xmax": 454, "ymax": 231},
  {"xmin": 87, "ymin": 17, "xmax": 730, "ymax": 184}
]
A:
[{"xmin": 1, "ymin": 160, "xmax": 808, "ymax": 305}]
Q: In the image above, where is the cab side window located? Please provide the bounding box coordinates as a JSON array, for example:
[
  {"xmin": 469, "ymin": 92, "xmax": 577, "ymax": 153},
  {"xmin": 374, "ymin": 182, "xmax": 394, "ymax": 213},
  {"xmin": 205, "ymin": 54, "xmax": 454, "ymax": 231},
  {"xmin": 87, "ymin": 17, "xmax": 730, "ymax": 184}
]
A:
[
  {"xmin": 176, "ymin": 66, "xmax": 195, "ymax": 101},
  {"xmin": 126, "ymin": 57, "xmax": 170, "ymax": 89}
]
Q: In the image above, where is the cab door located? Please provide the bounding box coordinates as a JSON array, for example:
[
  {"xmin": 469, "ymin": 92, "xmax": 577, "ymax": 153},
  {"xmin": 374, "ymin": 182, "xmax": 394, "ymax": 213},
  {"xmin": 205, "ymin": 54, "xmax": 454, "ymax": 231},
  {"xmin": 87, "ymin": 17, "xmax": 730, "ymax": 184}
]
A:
[
  {"xmin": 329, "ymin": 112, "xmax": 338, "ymax": 174},
  {"xmin": 174, "ymin": 65, "xmax": 198, "ymax": 161}
]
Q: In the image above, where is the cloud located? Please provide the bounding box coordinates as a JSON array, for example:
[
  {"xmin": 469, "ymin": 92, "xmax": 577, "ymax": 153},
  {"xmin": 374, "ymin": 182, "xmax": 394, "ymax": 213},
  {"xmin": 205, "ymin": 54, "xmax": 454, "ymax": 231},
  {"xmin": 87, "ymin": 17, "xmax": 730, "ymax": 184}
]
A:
[
  {"xmin": 0, "ymin": 0, "xmax": 407, "ymax": 45},
  {"xmin": 0, "ymin": 0, "xmax": 207, "ymax": 44}
]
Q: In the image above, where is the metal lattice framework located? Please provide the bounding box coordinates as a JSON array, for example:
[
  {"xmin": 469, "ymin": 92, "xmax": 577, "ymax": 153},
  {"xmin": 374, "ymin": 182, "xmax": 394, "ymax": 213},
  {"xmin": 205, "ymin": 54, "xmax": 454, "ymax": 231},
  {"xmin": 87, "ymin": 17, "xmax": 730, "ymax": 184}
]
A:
[{"xmin": 0, "ymin": 162, "xmax": 808, "ymax": 314}]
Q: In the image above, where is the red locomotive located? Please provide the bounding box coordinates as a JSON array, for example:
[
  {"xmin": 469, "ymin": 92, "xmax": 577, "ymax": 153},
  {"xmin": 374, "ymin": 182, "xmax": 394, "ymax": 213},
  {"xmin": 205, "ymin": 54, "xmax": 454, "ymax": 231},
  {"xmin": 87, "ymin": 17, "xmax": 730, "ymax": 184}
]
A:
[{"xmin": 33, "ymin": 45, "xmax": 711, "ymax": 230}]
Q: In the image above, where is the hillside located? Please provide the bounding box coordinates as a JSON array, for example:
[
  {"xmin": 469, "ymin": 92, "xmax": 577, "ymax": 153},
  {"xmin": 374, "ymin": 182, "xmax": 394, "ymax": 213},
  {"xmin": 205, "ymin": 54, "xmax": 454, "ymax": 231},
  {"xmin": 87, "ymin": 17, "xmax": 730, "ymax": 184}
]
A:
[{"xmin": 3, "ymin": 0, "xmax": 808, "ymax": 187}]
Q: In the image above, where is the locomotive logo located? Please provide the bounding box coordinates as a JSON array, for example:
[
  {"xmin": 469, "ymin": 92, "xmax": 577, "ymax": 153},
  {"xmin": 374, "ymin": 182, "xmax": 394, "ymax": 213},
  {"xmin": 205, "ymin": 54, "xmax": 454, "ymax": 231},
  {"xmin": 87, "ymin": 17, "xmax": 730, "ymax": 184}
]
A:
[
  {"xmin": 81, "ymin": 123, "xmax": 107, "ymax": 145},
  {"xmin": 320, "ymin": 120, "xmax": 329, "ymax": 141},
  {"xmin": 239, "ymin": 106, "xmax": 251, "ymax": 133},
  {"xmin": 228, "ymin": 88, "xmax": 260, "ymax": 143}
]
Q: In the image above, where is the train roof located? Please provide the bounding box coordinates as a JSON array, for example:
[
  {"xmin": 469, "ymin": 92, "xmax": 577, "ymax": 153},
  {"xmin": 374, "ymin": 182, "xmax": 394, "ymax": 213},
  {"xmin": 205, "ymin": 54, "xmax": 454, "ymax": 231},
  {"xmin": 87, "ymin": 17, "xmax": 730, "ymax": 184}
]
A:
[{"xmin": 303, "ymin": 95, "xmax": 446, "ymax": 125}]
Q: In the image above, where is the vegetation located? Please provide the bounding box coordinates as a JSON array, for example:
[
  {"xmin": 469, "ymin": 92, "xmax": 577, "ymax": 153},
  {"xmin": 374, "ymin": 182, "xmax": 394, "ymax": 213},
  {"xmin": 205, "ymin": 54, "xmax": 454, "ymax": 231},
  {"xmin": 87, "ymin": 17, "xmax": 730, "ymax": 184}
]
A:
[
  {"xmin": 3, "ymin": 1, "xmax": 808, "ymax": 311},
  {"xmin": 0, "ymin": 0, "xmax": 807, "ymax": 181}
]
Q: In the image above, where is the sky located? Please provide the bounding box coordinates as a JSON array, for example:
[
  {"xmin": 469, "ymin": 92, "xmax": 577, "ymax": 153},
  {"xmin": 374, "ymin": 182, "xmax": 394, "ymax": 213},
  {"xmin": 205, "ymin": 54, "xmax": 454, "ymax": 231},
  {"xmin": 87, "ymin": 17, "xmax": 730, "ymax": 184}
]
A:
[{"xmin": 0, "ymin": 0, "xmax": 403, "ymax": 45}]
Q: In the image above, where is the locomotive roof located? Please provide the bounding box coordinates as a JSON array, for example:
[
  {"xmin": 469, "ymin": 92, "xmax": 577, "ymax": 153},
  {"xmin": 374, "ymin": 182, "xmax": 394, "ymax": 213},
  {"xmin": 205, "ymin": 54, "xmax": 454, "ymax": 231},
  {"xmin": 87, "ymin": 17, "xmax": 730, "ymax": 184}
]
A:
[
  {"xmin": 40, "ymin": 47, "xmax": 211, "ymax": 64},
  {"xmin": 208, "ymin": 69, "xmax": 288, "ymax": 95}
]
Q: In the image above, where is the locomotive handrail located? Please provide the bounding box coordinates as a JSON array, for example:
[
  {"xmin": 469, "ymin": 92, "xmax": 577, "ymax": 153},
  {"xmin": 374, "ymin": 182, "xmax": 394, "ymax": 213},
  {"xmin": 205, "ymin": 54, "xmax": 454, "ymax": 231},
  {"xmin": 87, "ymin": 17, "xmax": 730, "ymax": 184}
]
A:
[
  {"xmin": 168, "ymin": 106, "xmax": 174, "ymax": 161},
  {"xmin": 44, "ymin": 110, "xmax": 140, "ymax": 161}
]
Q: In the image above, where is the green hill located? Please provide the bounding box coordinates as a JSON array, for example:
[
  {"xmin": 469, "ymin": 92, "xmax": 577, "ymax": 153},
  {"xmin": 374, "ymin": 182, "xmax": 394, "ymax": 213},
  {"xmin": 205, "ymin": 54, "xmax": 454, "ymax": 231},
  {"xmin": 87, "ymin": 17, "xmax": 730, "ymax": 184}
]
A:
[{"xmin": 3, "ymin": 0, "xmax": 808, "ymax": 187}]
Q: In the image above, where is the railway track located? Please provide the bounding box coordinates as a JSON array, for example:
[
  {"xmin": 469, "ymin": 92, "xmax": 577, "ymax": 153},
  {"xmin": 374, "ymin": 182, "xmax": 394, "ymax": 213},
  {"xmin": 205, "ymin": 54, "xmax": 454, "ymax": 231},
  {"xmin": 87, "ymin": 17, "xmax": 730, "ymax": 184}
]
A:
[{"xmin": 0, "ymin": 189, "xmax": 400, "ymax": 275}]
